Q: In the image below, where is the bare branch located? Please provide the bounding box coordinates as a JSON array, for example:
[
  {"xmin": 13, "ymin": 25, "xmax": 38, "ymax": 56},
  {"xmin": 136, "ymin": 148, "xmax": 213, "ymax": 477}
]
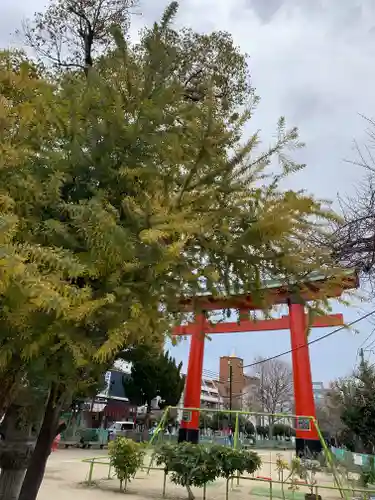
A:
[
  {"xmin": 21, "ymin": 0, "xmax": 137, "ymax": 73},
  {"xmin": 244, "ymin": 357, "xmax": 293, "ymax": 425},
  {"xmin": 322, "ymin": 119, "xmax": 375, "ymax": 293}
]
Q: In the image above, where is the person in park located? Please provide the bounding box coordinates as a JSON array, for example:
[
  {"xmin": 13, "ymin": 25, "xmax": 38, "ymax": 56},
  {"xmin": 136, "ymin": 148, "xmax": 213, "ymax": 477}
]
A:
[
  {"xmin": 228, "ymin": 426, "xmax": 234, "ymax": 447},
  {"xmin": 51, "ymin": 421, "xmax": 67, "ymax": 452},
  {"xmin": 51, "ymin": 433, "xmax": 60, "ymax": 452}
]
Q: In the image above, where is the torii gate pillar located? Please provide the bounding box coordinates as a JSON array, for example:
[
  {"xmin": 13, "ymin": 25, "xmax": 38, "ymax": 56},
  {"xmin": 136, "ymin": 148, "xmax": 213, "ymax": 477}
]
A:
[
  {"xmin": 288, "ymin": 299, "xmax": 320, "ymax": 455},
  {"xmin": 178, "ymin": 314, "xmax": 206, "ymax": 444}
]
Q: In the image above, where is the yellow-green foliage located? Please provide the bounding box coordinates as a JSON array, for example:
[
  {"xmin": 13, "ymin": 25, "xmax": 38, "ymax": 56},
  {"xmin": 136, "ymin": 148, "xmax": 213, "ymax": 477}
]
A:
[
  {"xmin": 276, "ymin": 453, "xmax": 290, "ymax": 474},
  {"xmin": 0, "ymin": 2, "xmax": 342, "ymax": 411},
  {"xmin": 108, "ymin": 438, "xmax": 145, "ymax": 491}
]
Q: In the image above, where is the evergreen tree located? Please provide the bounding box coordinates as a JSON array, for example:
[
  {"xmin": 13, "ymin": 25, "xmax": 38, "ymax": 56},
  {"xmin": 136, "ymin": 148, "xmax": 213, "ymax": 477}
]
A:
[
  {"xmin": 318, "ymin": 355, "xmax": 375, "ymax": 453},
  {"xmin": 122, "ymin": 345, "xmax": 184, "ymax": 428},
  {"xmin": 339, "ymin": 355, "xmax": 375, "ymax": 454}
]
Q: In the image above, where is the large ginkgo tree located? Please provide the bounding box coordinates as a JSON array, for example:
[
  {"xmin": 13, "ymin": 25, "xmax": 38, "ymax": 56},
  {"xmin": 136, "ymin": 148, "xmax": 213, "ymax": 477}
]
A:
[{"xmin": 0, "ymin": 2, "xmax": 340, "ymax": 499}]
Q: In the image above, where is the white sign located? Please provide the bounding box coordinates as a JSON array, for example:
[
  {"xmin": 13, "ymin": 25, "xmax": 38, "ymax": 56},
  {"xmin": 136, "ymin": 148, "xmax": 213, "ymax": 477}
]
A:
[
  {"xmin": 103, "ymin": 371, "xmax": 112, "ymax": 396},
  {"xmin": 182, "ymin": 411, "xmax": 192, "ymax": 423}
]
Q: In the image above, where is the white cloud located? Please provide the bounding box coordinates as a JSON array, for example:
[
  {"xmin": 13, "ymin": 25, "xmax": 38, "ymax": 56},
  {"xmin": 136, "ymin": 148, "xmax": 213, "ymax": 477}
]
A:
[{"xmin": 126, "ymin": 0, "xmax": 375, "ymax": 199}]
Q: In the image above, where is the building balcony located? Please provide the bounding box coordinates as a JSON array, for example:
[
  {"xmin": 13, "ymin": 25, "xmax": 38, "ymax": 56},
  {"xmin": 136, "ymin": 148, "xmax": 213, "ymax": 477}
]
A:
[
  {"xmin": 200, "ymin": 394, "xmax": 222, "ymax": 404},
  {"xmin": 202, "ymin": 386, "xmax": 219, "ymax": 394}
]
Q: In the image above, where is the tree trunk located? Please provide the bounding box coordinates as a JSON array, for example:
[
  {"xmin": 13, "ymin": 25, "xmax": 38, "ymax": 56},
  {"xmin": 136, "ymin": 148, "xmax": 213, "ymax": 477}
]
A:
[
  {"xmin": 18, "ymin": 384, "xmax": 63, "ymax": 500},
  {"xmin": 186, "ymin": 484, "xmax": 195, "ymax": 500},
  {"xmin": 145, "ymin": 401, "xmax": 152, "ymax": 430},
  {"xmin": 0, "ymin": 362, "xmax": 23, "ymax": 417},
  {"xmin": 140, "ymin": 401, "xmax": 152, "ymax": 442},
  {"xmin": 0, "ymin": 404, "xmax": 34, "ymax": 500},
  {"xmin": 0, "ymin": 469, "xmax": 26, "ymax": 500},
  {"xmin": 268, "ymin": 417, "xmax": 274, "ymax": 439}
]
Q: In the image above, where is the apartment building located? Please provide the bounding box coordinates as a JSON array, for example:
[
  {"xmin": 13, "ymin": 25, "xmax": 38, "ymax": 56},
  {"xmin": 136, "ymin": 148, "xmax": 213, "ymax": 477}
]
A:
[{"xmin": 200, "ymin": 377, "xmax": 223, "ymax": 409}]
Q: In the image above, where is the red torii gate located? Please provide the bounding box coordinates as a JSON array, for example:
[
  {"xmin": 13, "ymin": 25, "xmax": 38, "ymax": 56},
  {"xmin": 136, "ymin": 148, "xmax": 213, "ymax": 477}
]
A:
[{"xmin": 173, "ymin": 272, "xmax": 358, "ymax": 455}]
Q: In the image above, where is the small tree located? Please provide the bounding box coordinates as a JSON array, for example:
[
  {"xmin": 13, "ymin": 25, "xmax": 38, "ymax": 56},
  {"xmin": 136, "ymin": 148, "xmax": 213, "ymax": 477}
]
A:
[
  {"xmin": 243, "ymin": 420, "xmax": 255, "ymax": 437},
  {"xmin": 275, "ymin": 453, "xmax": 290, "ymax": 500},
  {"xmin": 298, "ymin": 459, "xmax": 320, "ymax": 500},
  {"xmin": 199, "ymin": 412, "xmax": 213, "ymax": 431},
  {"xmin": 156, "ymin": 442, "xmax": 218, "ymax": 500},
  {"xmin": 155, "ymin": 442, "xmax": 261, "ymax": 500},
  {"xmin": 272, "ymin": 423, "xmax": 293, "ymax": 439},
  {"xmin": 210, "ymin": 444, "xmax": 261, "ymax": 481},
  {"xmin": 256, "ymin": 425, "xmax": 270, "ymax": 439},
  {"xmin": 210, "ymin": 411, "xmax": 229, "ymax": 432},
  {"xmin": 108, "ymin": 437, "xmax": 145, "ymax": 492}
]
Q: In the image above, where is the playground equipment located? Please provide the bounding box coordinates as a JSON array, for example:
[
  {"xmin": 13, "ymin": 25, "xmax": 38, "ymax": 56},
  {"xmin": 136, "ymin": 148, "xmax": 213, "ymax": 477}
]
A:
[
  {"xmin": 82, "ymin": 445, "xmax": 375, "ymax": 500},
  {"xmin": 82, "ymin": 451, "xmax": 375, "ymax": 500},
  {"xmin": 147, "ymin": 407, "xmax": 348, "ymax": 499},
  {"xmin": 173, "ymin": 272, "xmax": 358, "ymax": 455},
  {"xmin": 83, "ymin": 407, "xmax": 347, "ymax": 498},
  {"xmin": 224, "ymin": 476, "xmax": 375, "ymax": 500},
  {"xmin": 151, "ymin": 407, "xmax": 327, "ymax": 454}
]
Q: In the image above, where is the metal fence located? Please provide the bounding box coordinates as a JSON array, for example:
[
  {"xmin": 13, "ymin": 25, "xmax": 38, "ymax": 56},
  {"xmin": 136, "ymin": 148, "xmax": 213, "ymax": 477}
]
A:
[
  {"xmin": 81, "ymin": 456, "xmax": 375, "ymax": 500},
  {"xmin": 331, "ymin": 447, "xmax": 374, "ymax": 470},
  {"xmin": 225, "ymin": 476, "xmax": 375, "ymax": 500}
]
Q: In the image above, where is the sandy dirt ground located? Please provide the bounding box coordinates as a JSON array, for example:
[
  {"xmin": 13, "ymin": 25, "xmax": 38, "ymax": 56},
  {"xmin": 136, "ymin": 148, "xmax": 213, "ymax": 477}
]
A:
[{"xmin": 37, "ymin": 448, "xmax": 343, "ymax": 500}]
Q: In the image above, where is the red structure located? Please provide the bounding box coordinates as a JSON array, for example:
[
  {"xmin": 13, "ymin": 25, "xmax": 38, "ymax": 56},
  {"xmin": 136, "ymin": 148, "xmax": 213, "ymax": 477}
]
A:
[{"xmin": 174, "ymin": 273, "xmax": 358, "ymax": 454}]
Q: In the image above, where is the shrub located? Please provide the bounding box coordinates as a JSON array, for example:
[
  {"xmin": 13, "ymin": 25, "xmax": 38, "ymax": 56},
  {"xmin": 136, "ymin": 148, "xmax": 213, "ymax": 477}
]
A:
[
  {"xmin": 273, "ymin": 423, "xmax": 294, "ymax": 438},
  {"xmin": 256, "ymin": 425, "xmax": 269, "ymax": 438},
  {"xmin": 297, "ymin": 458, "xmax": 320, "ymax": 495},
  {"xmin": 155, "ymin": 442, "xmax": 219, "ymax": 500},
  {"xmin": 209, "ymin": 411, "xmax": 229, "ymax": 431},
  {"xmin": 108, "ymin": 437, "xmax": 145, "ymax": 491},
  {"xmin": 155, "ymin": 442, "xmax": 261, "ymax": 500},
  {"xmin": 210, "ymin": 444, "xmax": 261, "ymax": 479},
  {"xmin": 199, "ymin": 413, "xmax": 213, "ymax": 430},
  {"xmin": 244, "ymin": 420, "xmax": 255, "ymax": 436}
]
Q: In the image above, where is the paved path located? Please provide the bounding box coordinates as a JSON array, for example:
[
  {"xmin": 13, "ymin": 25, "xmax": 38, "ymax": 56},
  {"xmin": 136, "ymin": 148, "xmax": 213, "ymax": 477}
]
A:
[
  {"xmin": 38, "ymin": 449, "xmax": 112, "ymax": 499},
  {"xmin": 39, "ymin": 448, "xmax": 188, "ymax": 499}
]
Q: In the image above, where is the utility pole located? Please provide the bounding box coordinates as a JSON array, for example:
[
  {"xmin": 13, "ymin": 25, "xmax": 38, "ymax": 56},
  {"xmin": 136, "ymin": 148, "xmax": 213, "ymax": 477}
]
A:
[
  {"xmin": 359, "ymin": 348, "xmax": 364, "ymax": 364},
  {"xmin": 260, "ymin": 366, "xmax": 264, "ymax": 427},
  {"xmin": 228, "ymin": 359, "xmax": 233, "ymax": 425}
]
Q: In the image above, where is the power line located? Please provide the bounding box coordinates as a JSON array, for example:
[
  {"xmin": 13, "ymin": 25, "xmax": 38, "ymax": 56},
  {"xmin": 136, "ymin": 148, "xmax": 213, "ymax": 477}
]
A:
[
  {"xmin": 242, "ymin": 309, "xmax": 375, "ymax": 369},
  {"xmin": 239, "ymin": 311, "xmax": 375, "ymax": 400},
  {"xmin": 201, "ymin": 309, "xmax": 375, "ymax": 386},
  {"xmin": 354, "ymin": 327, "xmax": 375, "ymax": 366},
  {"xmin": 359, "ymin": 326, "xmax": 375, "ymax": 350}
]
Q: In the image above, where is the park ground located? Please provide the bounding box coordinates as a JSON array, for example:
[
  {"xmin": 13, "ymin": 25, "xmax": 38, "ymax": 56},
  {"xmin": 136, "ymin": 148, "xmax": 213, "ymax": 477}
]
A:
[{"xmin": 37, "ymin": 448, "xmax": 345, "ymax": 500}]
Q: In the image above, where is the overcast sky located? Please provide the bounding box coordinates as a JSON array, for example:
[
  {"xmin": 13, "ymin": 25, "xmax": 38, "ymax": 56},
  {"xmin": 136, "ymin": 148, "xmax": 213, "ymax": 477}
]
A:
[{"xmin": 2, "ymin": 0, "xmax": 375, "ymax": 383}]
